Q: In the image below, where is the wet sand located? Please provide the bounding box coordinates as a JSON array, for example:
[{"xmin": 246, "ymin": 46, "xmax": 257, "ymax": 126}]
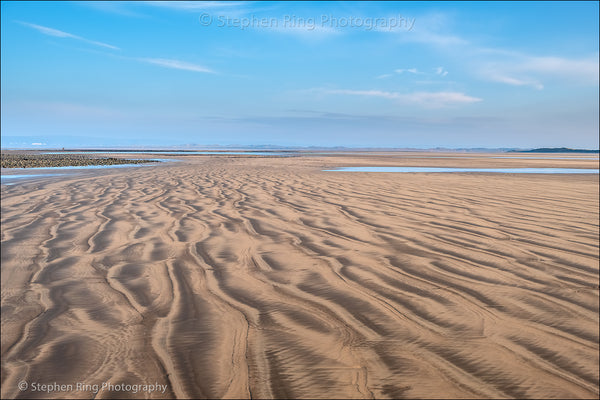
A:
[{"xmin": 1, "ymin": 153, "xmax": 598, "ymax": 399}]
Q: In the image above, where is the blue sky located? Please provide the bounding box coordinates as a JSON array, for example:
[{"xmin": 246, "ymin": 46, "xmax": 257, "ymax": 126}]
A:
[{"xmin": 1, "ymin": 1, "xmax": 598, "ymax": 148}]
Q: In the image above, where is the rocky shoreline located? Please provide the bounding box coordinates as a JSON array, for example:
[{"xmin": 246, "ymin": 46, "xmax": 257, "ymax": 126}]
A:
[{"xmin": 1, "ymin": 153, "xmax": 158, "ymax": 169}]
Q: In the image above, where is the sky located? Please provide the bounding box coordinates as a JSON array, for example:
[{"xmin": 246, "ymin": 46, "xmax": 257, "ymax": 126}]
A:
[{"xmin": 1, "ymin": 1, "xmax": 598, "ymax": 149}]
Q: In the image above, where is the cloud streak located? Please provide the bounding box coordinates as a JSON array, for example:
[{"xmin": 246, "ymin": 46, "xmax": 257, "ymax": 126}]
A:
[
  {"xmin": 139, "ymin": 58, "xmax": 216, "ymax": 73},
  {"xmin": 316, "ymin": 88, "xmax": 482, "ymax": 107},
  {"xmin": 262, "ymin": 22, "xmax": 340, "ymax": 37},
  {"xmin": 520, "ymin": 55, "xmax": 599, "ymax": 84},
  {"xmin": 388, "ymin": 12, "xmax": 468, "ymax": 46},
  {"xmin": 18, "ymin": 21, "xmax": 120, "ymax": 50},
  {"xmin": 18, "ymin": 22, "xmax": 216, "ymax": 74},
  {"xmin": 395, "ymin": 68, "xmax": 422, "ymax": 74},
  {"xmin": 142, "ymin": 1, "xmax": 246, "ymax": 11},
  {"xmin": 488, "ymin": 75, "xmax": 544, "ymax": 90},
  {"xmin": 435, "ymin": 66, "xmax": 448, "ymax": 76},
  {"xmin": 377, "ymin": 66, "xmax": 449, "ymax": 81},
  {"xmin": 386, "ymin": 11, "xmax": 597, "ymax": 89},
  {"xmin": 479, "ymin": 53, "xmax": 598, "ymax": 89}
]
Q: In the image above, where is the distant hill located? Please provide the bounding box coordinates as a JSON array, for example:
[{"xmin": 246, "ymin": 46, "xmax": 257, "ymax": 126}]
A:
[{"xmin": 509, "ymin": 147, "xmax": 599, "ymax": 153}]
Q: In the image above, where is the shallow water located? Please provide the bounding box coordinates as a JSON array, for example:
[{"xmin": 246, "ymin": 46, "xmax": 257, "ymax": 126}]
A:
[
  {"xmin": 326, "ymin": 167, "xmax": 600, "ymax": 174},
  {"xmin": 1, "ymin": 173, "xmax": 66, "ymax": 184}
]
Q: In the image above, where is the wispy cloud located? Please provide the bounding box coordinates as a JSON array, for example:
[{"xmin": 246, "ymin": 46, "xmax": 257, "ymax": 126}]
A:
[
  {"xmin": 323, "ymin": 89, "xmax": 400, "ymax": 100},
  {"xmin": 78, "ymin": 2, "xmax": 150, "ymax": 18},
  {"xmin": 395, "ymin": 12, "xmax": 598, "ymax": 89},
  {"xmin": 263, "ymin": 22, "xmax": 340, "ymax": 37},
  {"xmin": 314, "ymin": 88, "xmax": 482, "ymax": 107},
  {"xmin": 142, "ymin": 2, "xmax": 336, "ymax": 38},
  {"xmin": 388, "ymin": 12, "xmax": 468, "ymax": 46},
  {"xmin": 519, "ymin": 55, "xmax": 599, "ymax": 84},
  {"xmin": 479, "ymin": 53, "xmax": 598, "ymax": 89},
  {"xmin": 395, "ymin": 68, "xmax": 422, "ymax": 74},
  {"xmin": 402, "ymin": 91, "xmax": 482, "ymax": 106},
  {"xmin": 488, "ymin": 75, "xmax": 544, "ymax": 90},
  {"xmin": 387, "ymin": 11, "xmax": 598, "ymax": 89},
  {"xmin": 377, "ymin": 66, "xmax": 449, "ymax": 80},
  {"xmin": 80, "ymin": 1, "xmax": 249, "ymax": 17},
  {"xmin": 139, "ymin": 58, "xmax": 216, "ymax": 73},
  {"xmin": 143, "ymin": 1, "xmax": 246, "ymax": 11},
  {"xmin": 18, "ymin": 21, "xmax": 120, "ymax": 50},
  {"xmin": 18, "ymin": 21, "xmax": 217, "ymax": 74},
  {"xmin": 435, "ymin": 67, "xmax": 448, "ymax": 76}
]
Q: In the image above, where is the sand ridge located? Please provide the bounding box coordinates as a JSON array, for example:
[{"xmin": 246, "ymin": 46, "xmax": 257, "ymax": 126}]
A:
[{"xmin": 1, "ymin": 154, "xmax": 598, "ymax": 399}]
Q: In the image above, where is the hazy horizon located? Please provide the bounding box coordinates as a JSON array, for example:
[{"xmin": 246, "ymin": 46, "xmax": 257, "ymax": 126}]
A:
[
  {"xmin": 1, "ymin": 1, "xmax": 598, "ymax": 149},
  {"xmin": 1, "ymin": 138, "xmax": 599, "ymax": 152}
]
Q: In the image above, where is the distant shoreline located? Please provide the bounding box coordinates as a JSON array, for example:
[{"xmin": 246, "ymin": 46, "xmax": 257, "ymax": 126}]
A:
[{"xmin": 2, "ymin": 146, "xmax": 598, "ymax": 153}]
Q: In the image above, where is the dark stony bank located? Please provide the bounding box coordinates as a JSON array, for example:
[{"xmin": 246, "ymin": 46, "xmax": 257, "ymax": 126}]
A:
[
  {"xmin": 509, "ymin": 147, "xmax": 599, "ymax": 153},
  {"xmin": 1, "ymin": 153, "xmax": 158, "ymax": 169}
]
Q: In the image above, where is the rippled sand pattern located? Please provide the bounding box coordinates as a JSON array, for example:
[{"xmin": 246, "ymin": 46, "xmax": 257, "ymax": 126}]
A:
[{"xmin": 1, "ymin": 155, "xmax": 598, "ymax": 399}]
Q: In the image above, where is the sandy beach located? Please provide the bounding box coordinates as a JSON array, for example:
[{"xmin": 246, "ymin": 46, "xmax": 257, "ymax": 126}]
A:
[{"xmin": 1, "ymin": 152, "xmax": 598, "ymax": 399}]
